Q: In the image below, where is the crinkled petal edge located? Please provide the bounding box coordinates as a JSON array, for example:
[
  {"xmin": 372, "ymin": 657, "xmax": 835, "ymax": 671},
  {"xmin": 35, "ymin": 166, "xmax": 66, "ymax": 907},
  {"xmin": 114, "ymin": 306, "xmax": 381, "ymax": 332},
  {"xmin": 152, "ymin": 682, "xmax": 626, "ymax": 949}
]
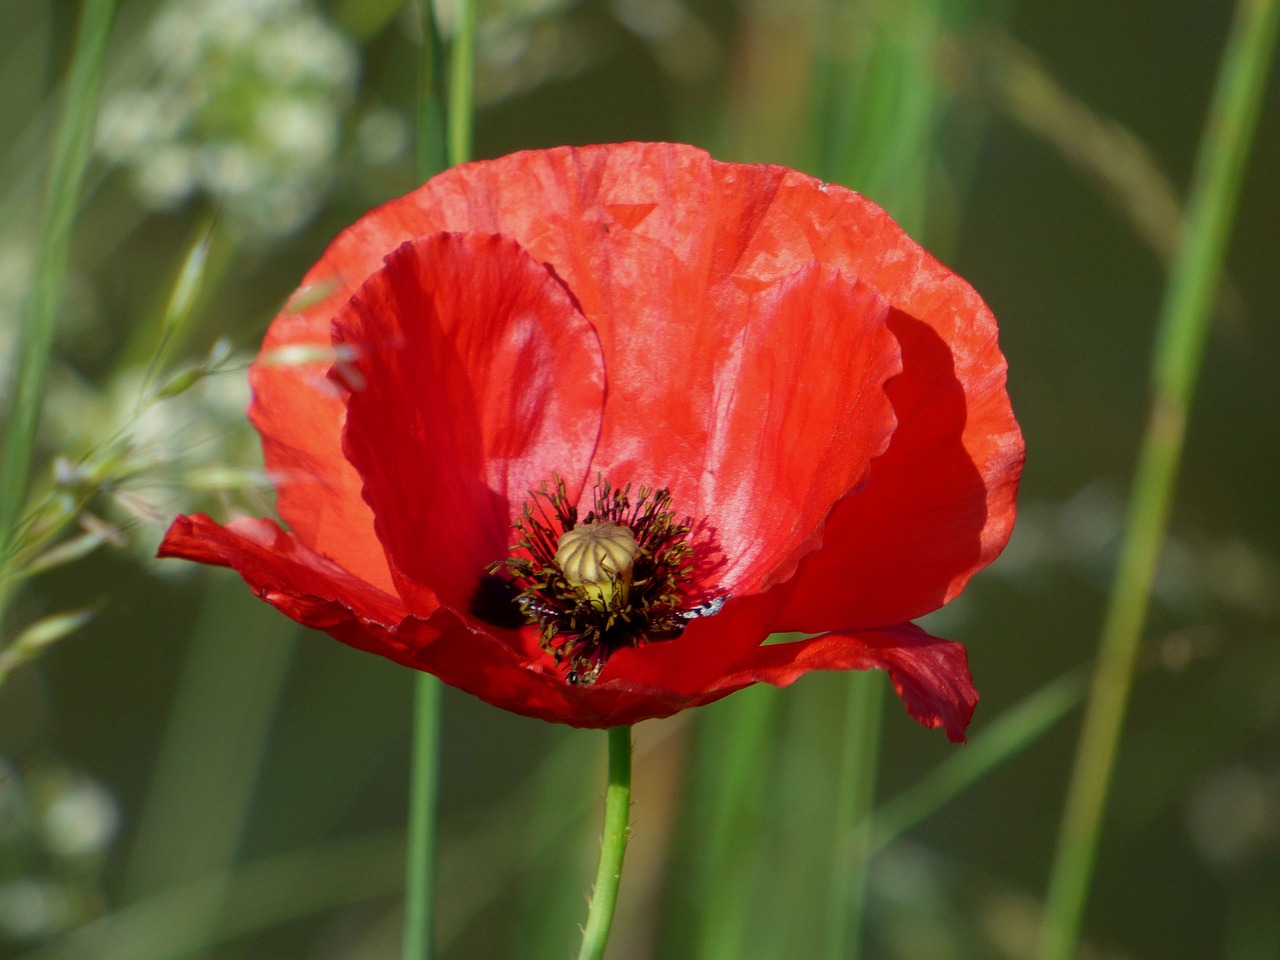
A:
[{"xmin": 703, "ymin": 622, "xmax": 978, "ymax": 742}]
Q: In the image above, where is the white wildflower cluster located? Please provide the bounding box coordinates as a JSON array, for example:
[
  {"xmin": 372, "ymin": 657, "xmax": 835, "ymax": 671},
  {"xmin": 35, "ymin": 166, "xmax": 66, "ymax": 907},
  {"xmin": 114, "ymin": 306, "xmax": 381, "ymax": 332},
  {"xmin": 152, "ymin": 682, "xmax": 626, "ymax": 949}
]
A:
[{"xmin": 97, "ymin": 0, "xmax": 359, "ymax": 240}]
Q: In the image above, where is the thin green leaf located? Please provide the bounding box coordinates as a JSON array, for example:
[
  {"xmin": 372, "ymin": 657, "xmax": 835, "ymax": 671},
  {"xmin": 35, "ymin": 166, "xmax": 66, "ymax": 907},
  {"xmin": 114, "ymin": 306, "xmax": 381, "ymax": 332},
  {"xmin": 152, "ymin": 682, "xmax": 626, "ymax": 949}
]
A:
[
  {"xmin": 0, "ymin": 0, "xmax": 119, "ymax": 587},
  {"xmin": 0, "ymin": 608, "xmax": 96, "ymax": 683}
]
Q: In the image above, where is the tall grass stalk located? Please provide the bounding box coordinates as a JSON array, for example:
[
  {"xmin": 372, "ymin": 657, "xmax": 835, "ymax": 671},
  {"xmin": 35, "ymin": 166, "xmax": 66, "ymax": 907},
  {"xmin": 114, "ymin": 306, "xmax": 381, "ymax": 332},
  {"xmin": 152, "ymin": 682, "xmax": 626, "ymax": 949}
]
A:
[
  {"xmin": 688, "ymin": 688, "xmax": 780, "ymax": 960},
  {"xmin": 447, "ymin": 0, "xmax": 477, "ymax": 172},
  {"xmin": 403, "ymin": 674, "xmax": 443, "ymax": 960},
  {"xmin": 864, "ymin": 668, "xmax": 1087, "ymax": 853},
  {"xmin": 1037, "ymin": 1, "xmax": 1280, "ymax": 957},
  {"xmin": 415, "ymin": 0, "xmax": 448, "ymax": 179},
  {"xmin": 122, "ymin": 583, "xmax": 297, "ymax": 949},
  {"xmin": 826, "ymin": 672, "xmax": 884, "ymax": 960},
  {"xmin": 0, "ymin": 0, "xmax": 118, "ymax": 633}
]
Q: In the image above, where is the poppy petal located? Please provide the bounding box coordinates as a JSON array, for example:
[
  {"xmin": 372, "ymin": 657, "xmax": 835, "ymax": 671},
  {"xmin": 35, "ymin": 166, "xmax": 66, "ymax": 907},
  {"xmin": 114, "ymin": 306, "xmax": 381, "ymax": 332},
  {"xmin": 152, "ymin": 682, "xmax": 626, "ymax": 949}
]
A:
[
  {"xmin": 577, "ymin": 259, "xmax": 901, "ymax": 599},
  {"xmin": 683, "ymin": 267, "xmax": 899, "ymax": 596},
  {"xmin": 777, "ymin": 306, "xmax": 1022, "ymax": 630},
  {"xmin": 321, "ymin": 607, "xmax": 748, "ymax": 729},
  {"xmin": 250, "ymin": 279, "xmax": 393, "ymax": 596},
  {"xmin": 332, "ymin": 231, "xmax": 606, "ymax": 614},
  {"xmin": 350, "ymin": 612, "xmax": 674, "ymax": 728},
  {"xmin": 601, "ymin": 588, "xmax": 792, "ymax": 694},
  {"xmin": 775, "ymin": 194, "xmax": 1023, "ymax": 627},
  {"xmin": 705, "ymin": 622, "xmax": 978, "ymax": 742},
  {"xmin": 157, "ymin": 514, "xmax": 409, "ymax": 627}
]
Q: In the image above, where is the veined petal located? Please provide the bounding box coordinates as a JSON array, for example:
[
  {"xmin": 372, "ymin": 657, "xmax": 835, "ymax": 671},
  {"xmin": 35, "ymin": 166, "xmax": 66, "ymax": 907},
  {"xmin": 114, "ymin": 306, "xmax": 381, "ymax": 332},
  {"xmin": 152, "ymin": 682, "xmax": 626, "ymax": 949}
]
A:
[
  {"xmin": 157, "ymin": 514, "xmax": 410, "ymax": 627},
  {"xmin": 333, "ymin": 232, "xmax": 606, "ymax": 614},
  {"xmin": 706, "ymin": 622, "xmax": 978, "ymax": 743},
  {"xmin": 156, "ymin": 515, "xmax": 762, "ymax": 728},
  {"xmin": 601, "ymin": 589, "xmax": 791, "ymax": 695},
  {"xmin": 366, "ymin": 612, "xmax": 707, "ymax": 728},
  {"xmin": 157, "ymin": 516, "xmax": 742, "ymax": 728},
  {"xmin": 772, "ymin": 183, "xmax": 1023, "ymax": 627},
  {"xmin": 684, "ymin": 267, "xmax": 899, "ymax": 596},
  {"xmin": 250, "ymin": 271, "xmax": 392, "ymax": 596},
  {"xmin": 777, "ymin": 305, "xmax": 1022, "ymax": 630}
]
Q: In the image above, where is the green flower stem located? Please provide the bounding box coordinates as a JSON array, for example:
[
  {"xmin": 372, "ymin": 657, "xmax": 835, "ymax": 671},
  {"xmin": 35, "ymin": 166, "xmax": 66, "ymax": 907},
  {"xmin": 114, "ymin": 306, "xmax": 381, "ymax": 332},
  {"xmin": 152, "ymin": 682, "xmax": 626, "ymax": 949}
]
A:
[
  {"xmin": 1037, "ymin": 2, "xmax": 1280, "ymax": 958},
  {"xmin": 576, "ymin": 726, "xmax": 634, "ymax": 960},
  {"xmin": 0, "ymin": 0, "xmax": 118, "ymax": 632},
  {"xmin": 402, "ymin": 673, "xmax": 443, "ymax": 960}
]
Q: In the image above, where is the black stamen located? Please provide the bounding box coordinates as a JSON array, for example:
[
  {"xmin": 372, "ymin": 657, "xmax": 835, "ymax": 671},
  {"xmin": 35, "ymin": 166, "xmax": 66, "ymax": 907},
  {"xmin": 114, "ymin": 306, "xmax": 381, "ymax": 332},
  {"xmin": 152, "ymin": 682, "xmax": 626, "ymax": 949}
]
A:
[
  {"xmin": 483, "ymin": 474, "xmax": 705, "ymax": 685},
  {"xmin": 469, "ymin": 573, "xmax": 528, "ymax": 629}
]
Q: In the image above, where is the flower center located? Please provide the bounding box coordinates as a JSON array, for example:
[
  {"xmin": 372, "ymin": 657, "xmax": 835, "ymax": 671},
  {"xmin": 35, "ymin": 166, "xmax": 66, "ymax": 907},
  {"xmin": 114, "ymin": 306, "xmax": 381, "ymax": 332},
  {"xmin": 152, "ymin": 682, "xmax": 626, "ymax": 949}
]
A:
[
  {"xmin": 484, "ymin": 475, "xmax": 702, "ymax": 685},
  {"xmin": 555, "ymin": 521, "xmax": 639, "ymax": 610}
]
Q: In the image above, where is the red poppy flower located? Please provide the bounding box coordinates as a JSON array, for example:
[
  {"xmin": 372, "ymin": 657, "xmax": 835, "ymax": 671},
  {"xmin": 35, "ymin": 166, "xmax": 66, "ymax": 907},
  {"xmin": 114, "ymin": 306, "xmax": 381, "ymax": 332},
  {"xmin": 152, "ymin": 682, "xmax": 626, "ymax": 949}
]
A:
[{"xmin": 159, "ymin": 142, "xmax": 1023, "ymax": 740}]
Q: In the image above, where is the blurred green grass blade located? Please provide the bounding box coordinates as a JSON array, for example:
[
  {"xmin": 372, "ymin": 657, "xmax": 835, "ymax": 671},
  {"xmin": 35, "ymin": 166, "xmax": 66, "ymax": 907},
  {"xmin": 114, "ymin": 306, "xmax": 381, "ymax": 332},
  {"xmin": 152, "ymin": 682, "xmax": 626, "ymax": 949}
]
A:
[
  {"xmin": 1150, "ymin": 0, "xmax": 1277, "ymax": 402},
  {"xmin": 403, "ymin": 673, "xmax": 443, "ymax": 960},
  {"xmin": 506, "ymin": 734, "xmax": 598, "ymax": 960},
  {"xmin": 972, "ymin": 31, "xmax": 1188, "ymax": 268},
  {"xmin": 1037, "ymin": 1, "xmax": 1280, "ymax": 958},
  {"xmin": 447, "ymin": 0, "xmax": 477, "ymax": 169},
  {"xmin": 0, "ymin": 607, "xmax": 96, "ymax": 684},
  {"xmin": 863, "ymin": 668, "xmax": 1087, "ymax": 854},
  {"xmin": 825, "ymin": 672, "xmax": 884, "ymax": 960},
  {"xmin": 20, "ymin": 831, "xmax": 407, "ymax": 960},
  {"xmin": 24, "ymin": 530, "xmax": 111, "ymax": 577},
  {"xmin": 758, "ymin": 681, "xmax": 844, "ymax": 960},
  {"xmin": 0, "ymin": 0, "xmax": 118, "ymax": 621},
  {"xmin": 689, "ymin": 688, "xmax": 780, "ymax": 960},
  {"xmin": 811, "ymin": 0, "xmax": 939, "ymax": 218},
  {"xmin": 415, "ymin": 0, "xmax": 449, "ymax": 179},
  {"xmin": 123, "ymin": 580, "xmax": 296, "ymax": 930}
]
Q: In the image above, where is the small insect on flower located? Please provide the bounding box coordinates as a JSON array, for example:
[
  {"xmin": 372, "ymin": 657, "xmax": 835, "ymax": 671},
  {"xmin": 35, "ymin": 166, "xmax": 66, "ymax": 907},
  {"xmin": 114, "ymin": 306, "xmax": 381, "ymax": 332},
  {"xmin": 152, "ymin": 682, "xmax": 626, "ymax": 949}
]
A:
[{"xmin": 159, "ymin": 142, "xmax": 1023, "ymax": 736}]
